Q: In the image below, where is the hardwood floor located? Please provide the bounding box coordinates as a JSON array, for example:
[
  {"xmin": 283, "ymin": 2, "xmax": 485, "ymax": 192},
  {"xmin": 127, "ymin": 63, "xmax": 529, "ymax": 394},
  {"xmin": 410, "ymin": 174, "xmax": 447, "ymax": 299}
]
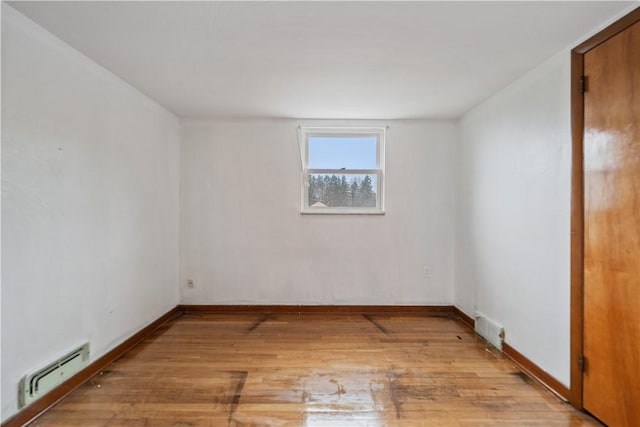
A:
[{"xmin": 30, "ymin": 313, "xmax": 600, "ymax": 426}]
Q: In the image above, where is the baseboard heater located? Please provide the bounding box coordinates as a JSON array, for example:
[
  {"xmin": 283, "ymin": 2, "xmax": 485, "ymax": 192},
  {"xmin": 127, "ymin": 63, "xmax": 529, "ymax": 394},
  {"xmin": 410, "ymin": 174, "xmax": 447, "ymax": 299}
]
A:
[
  {"xmin": 18, "ymin": 343, "xmax": 90, "ymax": 408},
  {"xmin": 475, "ymin": 313, "xmax": 504, "ymax": 351}
]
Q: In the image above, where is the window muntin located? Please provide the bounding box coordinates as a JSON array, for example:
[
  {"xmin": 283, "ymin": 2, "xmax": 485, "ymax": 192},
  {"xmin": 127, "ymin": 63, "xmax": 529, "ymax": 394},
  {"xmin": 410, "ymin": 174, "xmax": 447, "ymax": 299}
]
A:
[{"xmin": 300, "ymin": 127, "xmax": 385, "ymax": 214}]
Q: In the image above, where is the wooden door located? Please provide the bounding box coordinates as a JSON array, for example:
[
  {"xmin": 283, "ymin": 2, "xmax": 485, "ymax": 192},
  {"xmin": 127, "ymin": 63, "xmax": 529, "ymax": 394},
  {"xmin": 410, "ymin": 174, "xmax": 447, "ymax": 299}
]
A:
[{"xmin": 583, "ymin": 20, "xmax": 640, "ymax": 427}]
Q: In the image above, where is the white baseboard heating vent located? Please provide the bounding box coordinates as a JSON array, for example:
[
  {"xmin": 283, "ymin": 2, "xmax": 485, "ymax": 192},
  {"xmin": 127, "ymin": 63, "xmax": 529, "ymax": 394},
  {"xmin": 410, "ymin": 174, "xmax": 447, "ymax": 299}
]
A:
[
  {"xmin": 19, "ymin": 343, "xmax": 90, "ymax": 408},
  {"xmin": 475, "ymin": 313, "xmax": 505, "ymax": 351}
]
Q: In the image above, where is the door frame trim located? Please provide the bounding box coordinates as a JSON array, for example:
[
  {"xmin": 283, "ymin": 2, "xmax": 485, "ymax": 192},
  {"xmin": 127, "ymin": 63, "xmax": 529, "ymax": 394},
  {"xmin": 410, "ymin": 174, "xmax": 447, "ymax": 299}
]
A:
[{"xmin": 570, "ymin": 7, "xmax": 640, "ymax": 409}]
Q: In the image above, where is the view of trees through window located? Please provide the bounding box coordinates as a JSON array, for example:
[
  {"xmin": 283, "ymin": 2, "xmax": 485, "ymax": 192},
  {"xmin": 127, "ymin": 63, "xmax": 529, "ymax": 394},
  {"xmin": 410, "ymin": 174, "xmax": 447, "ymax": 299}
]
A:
[{"xmin": 308, "ymin": 173, "xmax": 376, "ymax": 208}]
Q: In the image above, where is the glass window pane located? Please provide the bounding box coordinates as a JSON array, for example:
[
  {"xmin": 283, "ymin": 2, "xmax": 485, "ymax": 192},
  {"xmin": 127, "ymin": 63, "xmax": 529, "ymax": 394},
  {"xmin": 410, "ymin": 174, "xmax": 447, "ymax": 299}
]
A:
[
  {"xmin": 308, "ymin": 173, "xmax": 377, "ymax": 208},
  {"xmin": 308, "ymin": 135, "xmax": 377, "ymax": 169}
]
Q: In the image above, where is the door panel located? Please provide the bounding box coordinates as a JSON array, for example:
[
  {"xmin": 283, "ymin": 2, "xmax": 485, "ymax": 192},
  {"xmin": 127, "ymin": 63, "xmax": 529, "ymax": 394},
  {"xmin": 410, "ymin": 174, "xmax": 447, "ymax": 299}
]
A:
[{"xmin": 583, "ymin": 20, "xmax": 640, "ymax": 427}]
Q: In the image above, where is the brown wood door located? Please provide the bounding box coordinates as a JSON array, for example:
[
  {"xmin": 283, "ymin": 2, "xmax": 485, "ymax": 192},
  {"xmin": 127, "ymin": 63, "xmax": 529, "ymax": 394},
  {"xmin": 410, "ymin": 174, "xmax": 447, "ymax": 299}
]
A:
[{"xmin": 583, "ymin": 20, "xmax": 640, "ymax": 427}]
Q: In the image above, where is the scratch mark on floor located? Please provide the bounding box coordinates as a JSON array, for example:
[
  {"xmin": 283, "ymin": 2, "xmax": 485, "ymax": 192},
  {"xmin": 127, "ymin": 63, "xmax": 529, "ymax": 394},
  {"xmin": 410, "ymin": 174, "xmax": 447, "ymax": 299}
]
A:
[
  {"xmin": 510, "ymin": 371, "xmax": 532, "ymax": 384},
  {"xmin": 246, "ymin": 314, "xmax": 271, "ymax": 333},
  {"xmin": 379, "ymin": 338, "xmax": 428, "ymax": 344},
  {"xmin": 228, "ymin": 371, "xmax": 248, "ymax": 426},
  {"xmin": 362, "ymin": 314, "xmax": 390, "ymax": 335},
  {"xmin": 386, "ymin": 372, "xmax": 402, "ymax": 419},
  {"xmin": 330, "ymin": 381, "xmax": 346, "ymax": 397}
]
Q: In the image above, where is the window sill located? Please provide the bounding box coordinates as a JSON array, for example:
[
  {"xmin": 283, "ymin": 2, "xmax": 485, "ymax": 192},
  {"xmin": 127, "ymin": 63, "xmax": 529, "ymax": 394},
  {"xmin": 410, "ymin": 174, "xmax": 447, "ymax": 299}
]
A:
[{"xmin": 301, "ymin": 208, "xmax": 385, "ymax": 215}]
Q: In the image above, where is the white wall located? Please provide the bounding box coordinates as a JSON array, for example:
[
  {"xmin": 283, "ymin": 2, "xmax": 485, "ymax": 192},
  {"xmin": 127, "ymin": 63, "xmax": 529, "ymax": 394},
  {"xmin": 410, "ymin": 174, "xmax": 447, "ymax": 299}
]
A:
[
  {"xmin": 180, "ymin": 119, "xmax": 456, "ymax": 305},
  {"xmin": 1, "ymin": 5, "xmax": 180, "ymax": 421},
  {"xmin": 456, "ymin": 51, "xmax": 572, "ymax": 386}
]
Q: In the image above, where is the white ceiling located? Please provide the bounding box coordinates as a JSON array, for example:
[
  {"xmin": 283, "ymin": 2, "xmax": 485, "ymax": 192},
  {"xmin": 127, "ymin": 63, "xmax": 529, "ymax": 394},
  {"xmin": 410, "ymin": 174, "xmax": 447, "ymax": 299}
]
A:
[{"xmin": 7, "ymin": 1, "xmax": 636, "ymax": 119}]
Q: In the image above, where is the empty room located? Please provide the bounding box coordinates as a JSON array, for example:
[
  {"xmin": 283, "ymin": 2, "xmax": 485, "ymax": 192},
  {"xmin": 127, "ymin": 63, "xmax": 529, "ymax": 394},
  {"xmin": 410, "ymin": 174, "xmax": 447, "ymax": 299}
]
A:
[{"xmin": 2, "ymin": 1, "xmax": 639, "ymax": 426}]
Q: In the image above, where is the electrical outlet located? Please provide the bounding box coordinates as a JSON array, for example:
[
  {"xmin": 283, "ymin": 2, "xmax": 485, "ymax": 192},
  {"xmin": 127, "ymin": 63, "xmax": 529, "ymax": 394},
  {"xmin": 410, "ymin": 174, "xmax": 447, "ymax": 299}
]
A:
[
  {"xmin": 187, "ymin": 279, "xmax": 195, "ymax": 288},
  {"xmin": 423, "ymin": 267, "xmax": 432, "ymax": 279}
]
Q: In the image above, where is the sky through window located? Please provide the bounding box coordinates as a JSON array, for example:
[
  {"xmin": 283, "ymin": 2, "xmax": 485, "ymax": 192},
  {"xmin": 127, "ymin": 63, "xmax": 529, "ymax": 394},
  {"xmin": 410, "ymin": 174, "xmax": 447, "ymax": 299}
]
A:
[{"xmin": 308, "ymin": 136, "xmax": 377, "ymax": 169}]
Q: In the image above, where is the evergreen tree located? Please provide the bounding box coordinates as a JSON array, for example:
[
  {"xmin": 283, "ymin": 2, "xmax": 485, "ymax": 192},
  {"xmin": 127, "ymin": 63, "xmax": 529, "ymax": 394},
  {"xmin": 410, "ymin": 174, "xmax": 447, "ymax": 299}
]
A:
[
  {"xmin": 308, "ymin": 173, "xmax": 376, "ymax": 208},
  {"xmin": 349, "ymin": 179, "xmax": 360, "ymax": 207},
  {"xmin": 326, "ymin": 174, "xmax": 340, "ymax": 206},
  {"xmin": 308, "ymin": 175, "xmax": 318, "ymax": 205},
  {"xmin": 359, "ymin": 175, "xmax": 376, "ymax": 207},
  {"xmin": 315, "ymin": 175, "xmax": 327, "ymax": 205},
  {"xmin": 338, "ymin": 175, "xmax": 349, "ymax": 206}
]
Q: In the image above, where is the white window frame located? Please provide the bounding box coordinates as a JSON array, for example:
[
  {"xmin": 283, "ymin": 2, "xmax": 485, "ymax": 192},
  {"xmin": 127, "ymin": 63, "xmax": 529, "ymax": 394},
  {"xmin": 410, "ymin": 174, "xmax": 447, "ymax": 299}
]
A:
[{"xmin": 299, "ymin": 126, "xmax": 385, "ymax": 215}]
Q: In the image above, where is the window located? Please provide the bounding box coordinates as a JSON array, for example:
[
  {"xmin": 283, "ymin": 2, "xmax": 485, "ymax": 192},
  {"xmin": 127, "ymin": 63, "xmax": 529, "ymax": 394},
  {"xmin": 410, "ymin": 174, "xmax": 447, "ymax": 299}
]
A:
[{"xmin": 299, "ymin": 127, "xmax": 385, "ymax": 214}]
